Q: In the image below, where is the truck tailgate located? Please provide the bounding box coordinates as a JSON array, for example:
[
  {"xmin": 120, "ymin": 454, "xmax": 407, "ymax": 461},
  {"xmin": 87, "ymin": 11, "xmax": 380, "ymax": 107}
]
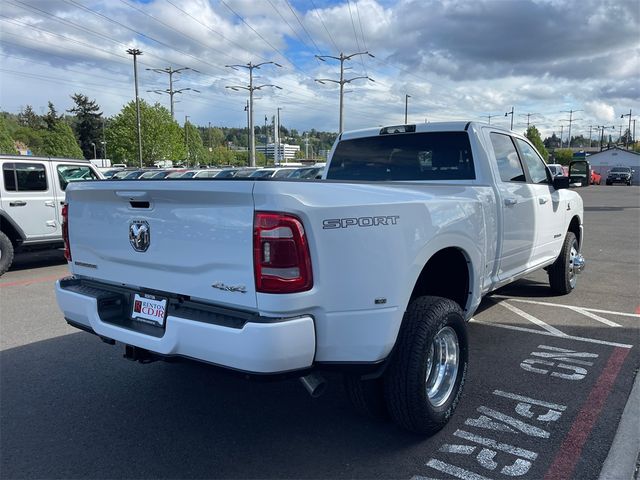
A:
[{"xmin": 65, "ymin": 180, "xmax": 258, "ymax": 310}]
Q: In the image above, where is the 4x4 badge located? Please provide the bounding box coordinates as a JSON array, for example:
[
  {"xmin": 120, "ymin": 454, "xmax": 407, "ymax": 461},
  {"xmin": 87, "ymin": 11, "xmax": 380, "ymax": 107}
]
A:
[{"xmin": 129, "ymin": 220, "xmax": 150, "ymax": 252}]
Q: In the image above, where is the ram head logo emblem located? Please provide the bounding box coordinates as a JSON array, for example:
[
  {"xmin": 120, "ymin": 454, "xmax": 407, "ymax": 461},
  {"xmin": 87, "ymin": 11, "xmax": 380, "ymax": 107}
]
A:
[{"xmin": 129, "ymin": 220, "xmax": 150, "ymax": 252}]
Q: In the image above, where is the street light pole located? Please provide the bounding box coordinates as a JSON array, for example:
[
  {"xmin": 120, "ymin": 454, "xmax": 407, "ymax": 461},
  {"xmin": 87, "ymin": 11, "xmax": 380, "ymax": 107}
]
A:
[
  {"xmin": 404, "ymin": 94, "xmax": 410, "ymax": 124},
  {"xmin": 315, "ymin": 51, "xmax": 375, "ymax": 133},
  {"xmin": 184, "ymin": 115, "xmax": 190, "ymax": 166},
  {"xmin": 620, "ymin": 109, "xmax": 632, "ymax": 149},
  {"xmin": 126, "ymin": 48, "xmax": 143, "ymax": 167},
  {"xmin": 225, "ymin": 62, "xmax": 282, "ymax": 167},
  {"xmin": 90, "ymin": 142, "xmax": 96, "ymax": 160},
  {"xmin": 504, "ymin": 106, "xmax": 514, "ymax": 130}
]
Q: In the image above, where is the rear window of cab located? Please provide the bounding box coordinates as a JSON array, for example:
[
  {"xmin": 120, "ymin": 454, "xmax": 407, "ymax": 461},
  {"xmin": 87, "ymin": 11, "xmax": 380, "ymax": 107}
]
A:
[{"xmin": 326, "ymin": 132, "xmax": 475, "ymax": 181}]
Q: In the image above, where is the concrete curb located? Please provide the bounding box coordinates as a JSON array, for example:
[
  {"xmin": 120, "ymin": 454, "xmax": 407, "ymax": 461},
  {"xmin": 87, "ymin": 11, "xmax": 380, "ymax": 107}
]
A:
[{"xmin": 599, "ymin": 369, "xmax": 640, "ymax": 480}]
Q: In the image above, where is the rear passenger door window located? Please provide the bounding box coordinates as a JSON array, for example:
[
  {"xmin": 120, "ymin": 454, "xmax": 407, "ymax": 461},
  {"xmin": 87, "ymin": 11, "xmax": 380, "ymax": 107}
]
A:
[
  {"xmin": 490, "ymin": 133, "xmax": 526, "ymax": 182},
  {"xmin": 3, "ymin": 162, "xmax": 48, "ymax": 191}
]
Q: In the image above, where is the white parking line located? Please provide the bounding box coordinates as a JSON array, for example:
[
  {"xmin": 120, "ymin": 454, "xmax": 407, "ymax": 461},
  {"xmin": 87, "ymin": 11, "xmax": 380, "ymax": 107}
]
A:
[
  {"xmin": 492, "ymin": 296, "xmax": 640, "ymax": 318},
  {"xmin": 470, "ymin": 319, "xmax": 634, "ymax": 349},
  {"xmin": 571, "ymin": 307, "xmax": 621, "ymax": 327},
  {"xmin": 495, "ymin": 300, "xmax": 567, "ymax": 337}
]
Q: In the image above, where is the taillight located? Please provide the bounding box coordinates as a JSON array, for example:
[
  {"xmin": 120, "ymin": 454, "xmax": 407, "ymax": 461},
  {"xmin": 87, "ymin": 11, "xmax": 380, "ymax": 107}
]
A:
[
  {"xmin": 62, "ymin": 203, "xmax": 71, "ymax": 261},
  {"xmin": 254, "ymin": 212, "xmax": 313, "ymax": 293}
]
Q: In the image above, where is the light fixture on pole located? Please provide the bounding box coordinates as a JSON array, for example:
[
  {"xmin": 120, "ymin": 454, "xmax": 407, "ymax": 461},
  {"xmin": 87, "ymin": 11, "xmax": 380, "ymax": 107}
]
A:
[
  {"xmin": 225, "ymin": 61, "xmax": 282, "ymax": 167},
  {"xmin": 126, "ymin": 48, "xmax": 143, "ymax": 167},
  {"xmin": 90, "ymin": 142, "xmax": 96, "ymax": 160},
  {"xmin": 315, "ymin": 51, "xmax": 375, "ymax": 133},
  {"xmin": 504, "ymin": 106, "xmax": 514, "ymax": 130}
]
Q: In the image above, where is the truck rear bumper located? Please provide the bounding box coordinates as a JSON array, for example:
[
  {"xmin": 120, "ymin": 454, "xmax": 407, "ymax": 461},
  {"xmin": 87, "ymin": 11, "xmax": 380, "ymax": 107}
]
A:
[{"xmin": 56, "ymin": 278, "xmax": 316, "ymax": 374}]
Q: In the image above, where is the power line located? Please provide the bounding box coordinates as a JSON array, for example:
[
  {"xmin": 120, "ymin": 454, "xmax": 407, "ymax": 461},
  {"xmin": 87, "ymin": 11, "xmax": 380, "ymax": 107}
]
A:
[
  {"xmin": 146, "ymin": 66, "xmax": 200, "ymax": 119},
  {"xmin": 266, "ymin": 0, "xmax": 310, "ymax": 50},
  {"xmin": 309, "ymin": 0, "xmax": 341, "ymax": 53},
  {"xmin": 63, "ymin": 0, "xmax": 226, "ymax": 74},
  {"xmin": 283, "ymin": 0, "xmax": 323, "ymax": 54},
  {"xmin": 346, "ymin": 0, "xmax": 367, "ymax": 76}
]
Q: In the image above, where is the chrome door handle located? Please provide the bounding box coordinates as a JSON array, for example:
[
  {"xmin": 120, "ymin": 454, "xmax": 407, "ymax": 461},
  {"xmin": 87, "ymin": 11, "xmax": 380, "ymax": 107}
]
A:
[
  {"xmin": 504, "ymin": 197, "xmax": 518, "ymax": 206},
  {"xmin": 45, "ymin": 200, "xmax": 55, "ymax": 207},
  {"xmin": 539, "ymin": 197, "xmax": 548, "ymax": 205},
  {"xmin": 9, "ymin": 201, "xmax": 26, "ymax": 207}
]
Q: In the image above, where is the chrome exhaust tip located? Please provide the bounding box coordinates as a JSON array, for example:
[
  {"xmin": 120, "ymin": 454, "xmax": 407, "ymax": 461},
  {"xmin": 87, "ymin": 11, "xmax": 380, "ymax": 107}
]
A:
[{"xmin": 299, "ymin": 373, "xmax": 328, "ymax": 398}]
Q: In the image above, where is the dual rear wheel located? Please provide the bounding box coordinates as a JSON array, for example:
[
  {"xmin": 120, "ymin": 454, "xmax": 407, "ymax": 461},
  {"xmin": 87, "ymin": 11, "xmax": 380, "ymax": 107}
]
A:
[{"xmin": 344, "ymin": 296, "xmax": 468, "ymax": 435}]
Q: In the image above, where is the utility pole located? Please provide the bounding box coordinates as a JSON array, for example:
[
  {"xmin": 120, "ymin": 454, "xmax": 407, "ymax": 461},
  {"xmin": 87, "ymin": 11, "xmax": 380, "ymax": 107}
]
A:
[
  {"xmin": 482, "ymin": 114, "xmax": 497, "ymax": 125},
  {"xmin": 315, "ymin": 51, "xmax": 375, "ymax": 133},
  {"xmin": 244, "ymin": 102, "xmax": 250, "ymax": 163},
  {"xmin": 277, "ymin": 107, "xmax": 282, "ymax": 165},
  {"xmin": 184, "ymin": 115, "xmax": 190, "ymax": 166},
  {"xmin": 620, "ymin": 109, "xmax": 632, "ymax": 148},
  {"xmin": 101, "ymin": 117, "xmax": 107, "ymax": 160},
  {"xmin": 225, "ymin": 62, "xmax": 282, "ymax": 167},
  {"xmin": 126, "ymin": 48, "xmax": 143, "ymax": 167},
  {"xmin": 208, "ymin": 121, "xmax": 212, "ymax": 150},
  {"xmin": 588, "ymin": 125, "xmax": 593, "ymax": 148},
  {"xmin": 404, "ymin": 94, "xmax": 410, "ymax": 124},
  {"xmin": 520, "ymin": 112, "xmax": 539, "ymax": 129},
  {"xmin": 561, "ymin": 109, "xmax": 582, "ymax": 149},
  {"xmin": 504, "ymin": 106, "xmax": 514, "ymax": 130},
  {"xmin": 560, "ymin": 125, "xmax": 564, "ymax": 148},
  {"xmin": 263, "ymin": 115, "xmax": 268, "ymax": 166},
  {"xmin": 146, "ymin": 66, "xmax": 200, "ymax": 119},
  {"xmin": 304, "ymin": 133, "xmax": 309, "ymax": 160}
]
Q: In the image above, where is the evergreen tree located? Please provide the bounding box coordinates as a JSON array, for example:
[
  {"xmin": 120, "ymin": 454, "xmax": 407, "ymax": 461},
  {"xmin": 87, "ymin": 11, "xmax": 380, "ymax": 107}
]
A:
[
  {"xmin": 18, "ymin": 105, "xmax": 42, "ymax": 129},
  {"xmin": 44, "ymin": 101, "xmax": 62, "ymax": 131},
  {"xmin": 68, "ymin": 93, "xmax": 102, "ymax": 159}
]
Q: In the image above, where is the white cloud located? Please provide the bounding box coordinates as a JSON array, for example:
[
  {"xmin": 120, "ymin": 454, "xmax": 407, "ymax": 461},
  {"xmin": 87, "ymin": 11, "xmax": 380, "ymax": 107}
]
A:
[{"xmin": 585, "ymin": 101, "xmax": 616, "ymax": 122}]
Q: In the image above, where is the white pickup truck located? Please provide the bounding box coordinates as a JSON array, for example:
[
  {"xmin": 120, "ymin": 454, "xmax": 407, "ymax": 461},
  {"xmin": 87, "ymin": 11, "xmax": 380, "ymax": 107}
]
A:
[{"xmin": 55, "ymin": 122, "xmax": 585, "ymax": 434}]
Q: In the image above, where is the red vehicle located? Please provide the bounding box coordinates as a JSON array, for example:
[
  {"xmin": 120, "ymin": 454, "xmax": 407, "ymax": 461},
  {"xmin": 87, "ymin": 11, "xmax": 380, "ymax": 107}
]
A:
[{"xmin": 590, "ymin": 170, "xmax": 602, "ymax": 185}]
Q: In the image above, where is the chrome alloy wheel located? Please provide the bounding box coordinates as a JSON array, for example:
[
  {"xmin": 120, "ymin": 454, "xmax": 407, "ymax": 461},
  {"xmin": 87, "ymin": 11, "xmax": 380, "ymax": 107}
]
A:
[
  {"xmin": 425, "ymin": 326, "xmax": 460, "ymax": 407},
  {"xmin": 568, "ymin": 241, "xmax": 578, "ymax": 289}
]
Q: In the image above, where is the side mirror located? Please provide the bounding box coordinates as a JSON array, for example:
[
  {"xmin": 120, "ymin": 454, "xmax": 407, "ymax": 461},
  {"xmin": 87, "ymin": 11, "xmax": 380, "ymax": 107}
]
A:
[{"xmin": 553, "ymin": 176, "xmax": 570, "ymax": 190}]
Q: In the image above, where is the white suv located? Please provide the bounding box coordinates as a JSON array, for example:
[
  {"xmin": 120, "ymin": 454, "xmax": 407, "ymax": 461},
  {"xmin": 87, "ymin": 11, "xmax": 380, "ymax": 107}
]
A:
[{"xmin": 0, "ymin": 155, "xmax": 101, "ymax": 275}]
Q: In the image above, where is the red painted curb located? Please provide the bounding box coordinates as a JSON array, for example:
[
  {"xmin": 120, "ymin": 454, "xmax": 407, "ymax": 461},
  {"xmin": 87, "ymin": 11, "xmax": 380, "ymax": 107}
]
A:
[{"xmin": 544, "ymin": 347, "xmax": 630, "ymax": 480}]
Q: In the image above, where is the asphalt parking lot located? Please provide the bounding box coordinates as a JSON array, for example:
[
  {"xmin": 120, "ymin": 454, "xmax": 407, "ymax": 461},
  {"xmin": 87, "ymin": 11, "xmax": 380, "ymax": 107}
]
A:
[{"xmin": 1, "ymin": 185, "xmax": 638, "ymax": 480}]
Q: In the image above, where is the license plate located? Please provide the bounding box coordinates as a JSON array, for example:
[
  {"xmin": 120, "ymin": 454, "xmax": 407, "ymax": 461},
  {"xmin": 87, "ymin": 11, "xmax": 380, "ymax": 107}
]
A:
[{"xmin": 131, "ymin": 293, "xmax": 167, "ymax": 327}]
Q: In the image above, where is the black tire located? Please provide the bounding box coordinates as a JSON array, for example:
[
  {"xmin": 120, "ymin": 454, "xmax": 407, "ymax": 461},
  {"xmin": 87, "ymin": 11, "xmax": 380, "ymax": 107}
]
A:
[
  {"xmin": 0, "ymin": 231, "xmax": 14, "ymax": 276},
  {"xmin": 548, "ymin": 231, "xmax": 578, "ymax": 294},
  {"xmin": 384, "ymin": 296, "xmax": 468, "ymax": 435},
  {"xmin": 606, "ymin": 181, "xmax": 611, "ymax": 185},
  {"xmin": 344, "ymin": 374, "xmax": 389, "ymax": 419}
]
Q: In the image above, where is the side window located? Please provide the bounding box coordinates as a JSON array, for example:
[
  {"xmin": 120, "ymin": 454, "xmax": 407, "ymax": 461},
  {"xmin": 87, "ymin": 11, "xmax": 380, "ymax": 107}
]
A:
[
  {"xmin": 2, "ymin": 162, "xmax": 47, "ymax": 191},
  {"xmin": 516, "ymin": 139, "xmax": 548, "ymax": 184},
  {"xmin": 490, "ymin": 133, "xmax": 526, "ymax": 182},
  {"xmin": 57, "ymin": 165, "xmax": 99, "ymax": 191}
]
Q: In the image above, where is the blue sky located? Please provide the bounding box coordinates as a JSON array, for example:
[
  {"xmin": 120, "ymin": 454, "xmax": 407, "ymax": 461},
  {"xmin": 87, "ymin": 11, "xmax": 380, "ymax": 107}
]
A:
[{"xmin": 0, "ymin": 0, "xmax": 638, "ymax": 139}]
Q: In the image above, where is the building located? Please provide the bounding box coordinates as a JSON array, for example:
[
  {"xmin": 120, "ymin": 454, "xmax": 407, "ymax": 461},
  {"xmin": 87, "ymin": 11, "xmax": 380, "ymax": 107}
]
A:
[
  {"xmin": 255, "ymin": 143, "xmax": 300, "ymax": 163},
  {"xmin": 586, "ymin": 147, "xmax": 640, "ymax": 184}
]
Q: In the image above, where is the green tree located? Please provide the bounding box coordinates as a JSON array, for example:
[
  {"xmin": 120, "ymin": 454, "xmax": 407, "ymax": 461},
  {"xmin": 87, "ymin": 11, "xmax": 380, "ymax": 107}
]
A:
[
  {"xmin": 41, "ymin": 121, "xmax": 84, "ymax": 158},
  {"xmin": 0, "ymin": 116, "xmax": 17, "ymax": 154},
  {"xmin": 184, "ymin": 121, "xmax": 206, "ymax": 165},
  {"xmin": 207, "ymin": 145, "xmax": 236, "ymax": 165},
  {"xmin": 106, "ymin": 100, "xmax": 185, "ymax": 166},
  {"xmin": 553, "ymin": 149, "xmax": 574, "ymax": 166},
  {"xmin": 44, "ymin": 101, "xmax": 61, "ymax": 131},
  {"xmin": 68, "ymin": 93, "xmax": 102, "ymax": 159},
  {"xmin": 525, "ymin": 126, "xmax": 549, "ymax": 161},
  {"xmin": 17, "ymin": 105, "xmax": 42, "ymax": 129}
]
